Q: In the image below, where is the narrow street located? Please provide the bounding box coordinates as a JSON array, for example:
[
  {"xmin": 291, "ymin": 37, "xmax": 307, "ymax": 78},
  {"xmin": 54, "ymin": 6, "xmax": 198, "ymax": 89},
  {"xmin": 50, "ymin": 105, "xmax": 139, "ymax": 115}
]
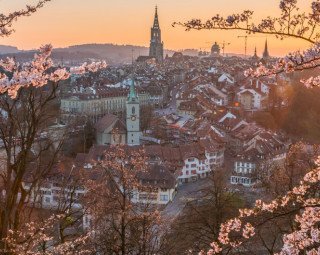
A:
[{"xmin": 162, "ymin": 178, "xmax": 211, "ymax": 219}]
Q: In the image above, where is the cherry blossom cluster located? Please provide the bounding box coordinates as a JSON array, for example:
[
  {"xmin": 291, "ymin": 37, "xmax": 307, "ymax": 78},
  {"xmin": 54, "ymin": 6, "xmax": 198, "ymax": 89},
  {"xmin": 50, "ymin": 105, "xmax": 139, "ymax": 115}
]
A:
[
  {"xmin": 175, "ymin": 0, "xmax": 320, "ymax": 88},
  {"xmin": 70, "ymin": 61, "xmax": 107, "ymax": 75},
  {"xmin": 244, "ymin": 43, "xmax": 320, "ymax": 87},
  {"xmin": 3, "ymin": 214, "xmax": 91, "ymax": 255},
  {"xmin": 204, "ymin": 157, "xmax": 320, "ymax": 255},
  {"xmin": 0, "ymin": 45, "xmax": 107, "ymax": 99}
]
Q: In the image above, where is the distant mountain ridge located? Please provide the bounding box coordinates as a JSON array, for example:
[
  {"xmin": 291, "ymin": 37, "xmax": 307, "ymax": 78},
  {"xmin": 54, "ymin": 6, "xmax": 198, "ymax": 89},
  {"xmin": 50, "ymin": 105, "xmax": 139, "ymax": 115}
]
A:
[
  {"xmin": 0, "ymin": 45, "xmax": 19, "ymax": 54},
  {"xmin": 0, "ymin": 43, "xmax": 177, "ymax": 65}
]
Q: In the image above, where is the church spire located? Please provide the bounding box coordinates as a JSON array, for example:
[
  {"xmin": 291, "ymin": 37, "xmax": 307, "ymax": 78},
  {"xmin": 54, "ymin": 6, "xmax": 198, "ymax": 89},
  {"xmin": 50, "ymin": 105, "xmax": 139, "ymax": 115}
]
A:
[
  {"xmin": 263, "ymin": 39, "xmax": 270, "ymax": 59},
  {"xmin": 128, "ymin": 78, "xmax": 137, "ymax": 102},
  {"xmin": 253, "ymin": 47, "xmax": 258, "ymax": 57},
  {"xmin": 153, "ymin": 6, "xmax": 160, "ymax": 29},
  {"xmin": 149, "ymin": 6, "xmax": 164, "ymax": 62}
]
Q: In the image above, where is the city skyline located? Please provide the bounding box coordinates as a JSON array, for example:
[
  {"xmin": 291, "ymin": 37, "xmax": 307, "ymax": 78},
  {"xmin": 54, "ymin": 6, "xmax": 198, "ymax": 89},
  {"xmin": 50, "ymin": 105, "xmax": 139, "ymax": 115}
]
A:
[{"xmin": 1, "ymin": 0, "xmax": 314, "ymax": 56}]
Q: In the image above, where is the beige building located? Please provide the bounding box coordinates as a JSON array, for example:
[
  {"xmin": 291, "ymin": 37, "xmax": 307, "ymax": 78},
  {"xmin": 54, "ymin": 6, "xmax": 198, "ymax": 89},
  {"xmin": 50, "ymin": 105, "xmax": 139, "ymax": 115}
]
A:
[{"xmin": 60, "ymin": 88, "xmax": 150, "ymax": 122}]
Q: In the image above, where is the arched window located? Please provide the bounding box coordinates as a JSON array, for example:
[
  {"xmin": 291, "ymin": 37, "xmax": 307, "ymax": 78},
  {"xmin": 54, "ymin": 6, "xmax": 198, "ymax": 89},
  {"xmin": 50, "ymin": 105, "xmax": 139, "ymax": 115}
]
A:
[{"xmin": 132, "ymin": 107, "xmax": 135, "ymax": 115}]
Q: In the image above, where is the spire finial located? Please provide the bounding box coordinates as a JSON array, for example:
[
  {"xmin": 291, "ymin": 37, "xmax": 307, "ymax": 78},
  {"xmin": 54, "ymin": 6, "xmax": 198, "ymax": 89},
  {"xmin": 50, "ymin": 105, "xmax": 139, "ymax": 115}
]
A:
[
  {"xmin": 253, "ymin": 46, "xmax": 258, "ymax": 58},
  {"xmin": 153, "ymin": 5, "xmax": 159, "ymax": 28},
  {"xmin": 263, "ymin": 38, "xmax": 270, "ymax": 59}
]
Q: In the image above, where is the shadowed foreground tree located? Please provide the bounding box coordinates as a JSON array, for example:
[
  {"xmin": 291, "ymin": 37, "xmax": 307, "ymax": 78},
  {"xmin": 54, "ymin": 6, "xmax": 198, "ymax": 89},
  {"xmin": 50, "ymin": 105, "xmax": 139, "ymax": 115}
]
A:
[
  {"xmin": 257, "ymin": 142, "xmax": 319, "ymax": 196},
  {"xmin": 161, "ymin": 170, "xmax": 244, "ymax": 254}
]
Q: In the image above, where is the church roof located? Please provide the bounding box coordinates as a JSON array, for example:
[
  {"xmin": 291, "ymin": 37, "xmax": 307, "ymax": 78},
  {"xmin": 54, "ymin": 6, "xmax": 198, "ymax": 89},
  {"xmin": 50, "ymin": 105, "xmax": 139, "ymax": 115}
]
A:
[
  {"xmin": 111, "ymin": 119, "xmax": 127, "ymax": 134},
  {"xmin": 95, "ymin": 114, "xmax": 118, "ymax": 133}
]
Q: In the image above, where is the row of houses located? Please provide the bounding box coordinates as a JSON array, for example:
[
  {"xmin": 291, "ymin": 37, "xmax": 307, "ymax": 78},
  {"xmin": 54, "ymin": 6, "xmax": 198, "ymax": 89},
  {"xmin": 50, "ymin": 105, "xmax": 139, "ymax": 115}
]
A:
[{"xmin": 213, "ymin": 110, "xmax": 289, "ymax": 187}]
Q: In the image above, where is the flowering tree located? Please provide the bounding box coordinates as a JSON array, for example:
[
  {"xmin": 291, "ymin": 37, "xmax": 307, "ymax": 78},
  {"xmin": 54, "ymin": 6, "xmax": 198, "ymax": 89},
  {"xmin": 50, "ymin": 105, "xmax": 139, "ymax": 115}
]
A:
[
  {"xmin": 0, "ymin": 44, "xmax": 106, "ymax": 254},
  {"xmin": 174, "ymin": 1, "xmax": 320, "ymax": 254},
  {"xmin": 3, "ymin": 214, "xmax": 91, "ymax": 255},
  {"xmin": 0, "ymin": 1, "xmax": 51, "ymax": 37},
  {"xmin": 85, "ymin": 145, "xmax": 163, "ymax": 255},
  {"xmin": 174, "ymin": 0, "xmax": 320, "ymax": 87},
  {"xmin": 201, "ymin": 158, "xmax": 320, "ymax": 255}
]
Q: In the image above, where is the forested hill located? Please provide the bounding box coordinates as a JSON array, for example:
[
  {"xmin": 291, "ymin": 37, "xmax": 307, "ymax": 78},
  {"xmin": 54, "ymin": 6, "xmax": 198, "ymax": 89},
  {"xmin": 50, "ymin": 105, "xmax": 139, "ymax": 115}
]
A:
[{"xmin": 0, "ymin": 43, "xmax": 178, "ymax": 65}]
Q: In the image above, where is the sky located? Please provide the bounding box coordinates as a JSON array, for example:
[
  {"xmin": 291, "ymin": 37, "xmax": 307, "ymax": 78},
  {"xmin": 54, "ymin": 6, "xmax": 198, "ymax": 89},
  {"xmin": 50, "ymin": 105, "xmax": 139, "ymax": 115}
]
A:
[{"xmin": 0, "ymin": 0, "xmax": 315, "ymax": 56}]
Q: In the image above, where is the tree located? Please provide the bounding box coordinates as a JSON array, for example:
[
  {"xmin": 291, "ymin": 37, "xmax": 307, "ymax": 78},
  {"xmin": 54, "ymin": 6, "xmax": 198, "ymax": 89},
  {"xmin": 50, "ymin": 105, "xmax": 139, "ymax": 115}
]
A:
[
  {"xmin": 0, "ymin": 1, "xmax": 51, "ymax": 37},
  {"xmin": 173, "ymin": 1, "xmax": 320, "ymax": 253},
  {"xmin": 0, "ymin": 45, "xmax": 106, "ymax": 254},
  {"xmin": 201, "ymin": 160, "xmax": 320, "ymax": 254},
  {"xmin": 85, "ymin": 145, "xmax": 163, "ymax": 255},
  {"xmin": 140, "ymin": 105, "xmax": 155, "ymax": 132},
  {"xmin": 161, "ymin": 169, "xmax": 244, "ymax": 254},
  {"xmin": 175, "ymin": 0, "xmax": 320, "ymax": 86}
]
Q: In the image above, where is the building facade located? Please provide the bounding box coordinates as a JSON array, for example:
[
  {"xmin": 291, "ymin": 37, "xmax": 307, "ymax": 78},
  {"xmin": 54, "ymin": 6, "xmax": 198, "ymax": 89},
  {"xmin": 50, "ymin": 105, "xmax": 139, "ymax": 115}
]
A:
[{"xmin": 60, "ymin": 89, "xmax": 150, "ymax": 123}]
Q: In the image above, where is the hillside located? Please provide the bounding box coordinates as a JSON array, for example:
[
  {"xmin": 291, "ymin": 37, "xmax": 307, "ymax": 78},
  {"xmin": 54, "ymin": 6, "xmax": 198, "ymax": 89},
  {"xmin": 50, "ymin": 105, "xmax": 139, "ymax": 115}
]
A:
[{"xmin": 0, "ymin": 43, "xmax": 179, "ymax": 65}]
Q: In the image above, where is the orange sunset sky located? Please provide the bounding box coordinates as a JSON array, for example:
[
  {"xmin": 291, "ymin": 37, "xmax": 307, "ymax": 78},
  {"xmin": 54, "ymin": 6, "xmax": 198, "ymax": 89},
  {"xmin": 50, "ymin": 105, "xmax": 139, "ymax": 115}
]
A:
[{"xmin": 1, "ymin": 0, "xmax": 315, "ymax": 56}]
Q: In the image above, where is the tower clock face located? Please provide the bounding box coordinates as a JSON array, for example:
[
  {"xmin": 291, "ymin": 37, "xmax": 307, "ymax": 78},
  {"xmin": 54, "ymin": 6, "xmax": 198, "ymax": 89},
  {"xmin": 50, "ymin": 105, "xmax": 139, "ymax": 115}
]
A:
[{"xmin": 131, "ymin": 115, "xmax": 136, "ymax": 121}]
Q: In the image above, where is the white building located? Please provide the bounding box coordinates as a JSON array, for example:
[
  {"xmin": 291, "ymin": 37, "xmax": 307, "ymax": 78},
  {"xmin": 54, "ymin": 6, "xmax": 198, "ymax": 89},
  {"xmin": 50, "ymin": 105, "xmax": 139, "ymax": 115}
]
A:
[
  {"xmin": 218, "ymin": 73, "xmax": 235, "ymax": 85},
  {"xmin": 230, "ymin": 160, "xmax": 256, "ymax": 187},
  {"xmin": 237, "ymin": 89, "xmax": 264, "ymax": 110}
]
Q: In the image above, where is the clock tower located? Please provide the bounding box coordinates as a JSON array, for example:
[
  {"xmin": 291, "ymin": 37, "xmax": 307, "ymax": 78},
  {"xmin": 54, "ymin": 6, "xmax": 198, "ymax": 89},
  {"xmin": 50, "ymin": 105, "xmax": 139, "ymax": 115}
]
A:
[{"xmin": 126, "ymin": 78, "xmax": 140, "ymax": 146}]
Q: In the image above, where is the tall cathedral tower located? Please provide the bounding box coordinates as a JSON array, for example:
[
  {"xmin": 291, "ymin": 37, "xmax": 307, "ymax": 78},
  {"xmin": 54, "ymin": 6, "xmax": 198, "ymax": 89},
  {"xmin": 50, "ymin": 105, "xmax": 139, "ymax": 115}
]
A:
[
  {"xmin": 149, "ymin": 6, "xmax": 164, "ymax": 62},
  {"xmin": 126, "ymin": 79, "xmax": 140, "ymax": 146}
]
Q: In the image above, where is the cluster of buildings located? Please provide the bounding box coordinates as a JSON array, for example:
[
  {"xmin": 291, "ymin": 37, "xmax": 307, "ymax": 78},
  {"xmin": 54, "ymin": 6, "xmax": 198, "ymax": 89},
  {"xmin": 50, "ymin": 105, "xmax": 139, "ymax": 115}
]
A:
[{"xmin": 24, "ymin": 7, "xmax": 294, "ymax": 219}]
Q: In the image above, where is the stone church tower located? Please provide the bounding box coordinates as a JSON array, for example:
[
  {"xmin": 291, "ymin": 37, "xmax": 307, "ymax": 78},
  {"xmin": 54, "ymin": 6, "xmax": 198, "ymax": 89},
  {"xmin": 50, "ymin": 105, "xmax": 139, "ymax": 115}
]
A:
[
  {"xmin": 149, "ymin": 6, "xmax": 164, "ymax": 62},
  {"xmin": 126, "ymin": 79, "xmax": 140, "ymax": 146}
]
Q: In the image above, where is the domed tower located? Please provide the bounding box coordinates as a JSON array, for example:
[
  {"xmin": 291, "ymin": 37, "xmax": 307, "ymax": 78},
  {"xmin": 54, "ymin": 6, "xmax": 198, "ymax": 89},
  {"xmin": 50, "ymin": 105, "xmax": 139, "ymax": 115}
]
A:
[
  {"xmin": 211, "ymin": 42, "xmax": 221, "ymax": 56},
  {"xmin": 251, "ymin": 47, "xmax": 259, "ymax": 62}
]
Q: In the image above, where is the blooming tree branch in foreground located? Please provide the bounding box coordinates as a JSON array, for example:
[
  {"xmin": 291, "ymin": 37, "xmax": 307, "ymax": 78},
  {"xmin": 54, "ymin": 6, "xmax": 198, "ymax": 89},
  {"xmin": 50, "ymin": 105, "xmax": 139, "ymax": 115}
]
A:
[
  {"xmin": 0, "ymin": 44, "xmax": 107, "ymax": 99},
  {"xmin": 202, "ymin": 157, "xmax": 320, "ymax": 255},
  {"xmin": 0, "ymin": 0, "xmax": 52, "ymax": 37},
  {"xmin": 174, "ymin": 0, "xmax": 320, "ymax": 87},
  {"xmin": 3, "ymin": 214, "xmax": 91, "ymax": 255}
]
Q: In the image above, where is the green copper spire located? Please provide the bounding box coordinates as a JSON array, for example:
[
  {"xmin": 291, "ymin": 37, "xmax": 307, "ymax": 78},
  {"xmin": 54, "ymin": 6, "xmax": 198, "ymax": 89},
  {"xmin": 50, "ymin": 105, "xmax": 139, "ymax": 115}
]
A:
[{"xmin": 128, "ymin": 78, "xmax": 137, "ymax": 102}]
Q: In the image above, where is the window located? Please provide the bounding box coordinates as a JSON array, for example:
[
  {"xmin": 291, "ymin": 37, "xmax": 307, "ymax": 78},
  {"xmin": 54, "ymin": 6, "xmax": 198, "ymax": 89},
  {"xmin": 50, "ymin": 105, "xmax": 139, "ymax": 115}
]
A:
[
  {"xmin": 160, "ymin": 195, "xmax": 169, "ymax": 201},
  {"xmin": 132, "ymin": 107, "xmax": 135, "ymax": 115}
]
